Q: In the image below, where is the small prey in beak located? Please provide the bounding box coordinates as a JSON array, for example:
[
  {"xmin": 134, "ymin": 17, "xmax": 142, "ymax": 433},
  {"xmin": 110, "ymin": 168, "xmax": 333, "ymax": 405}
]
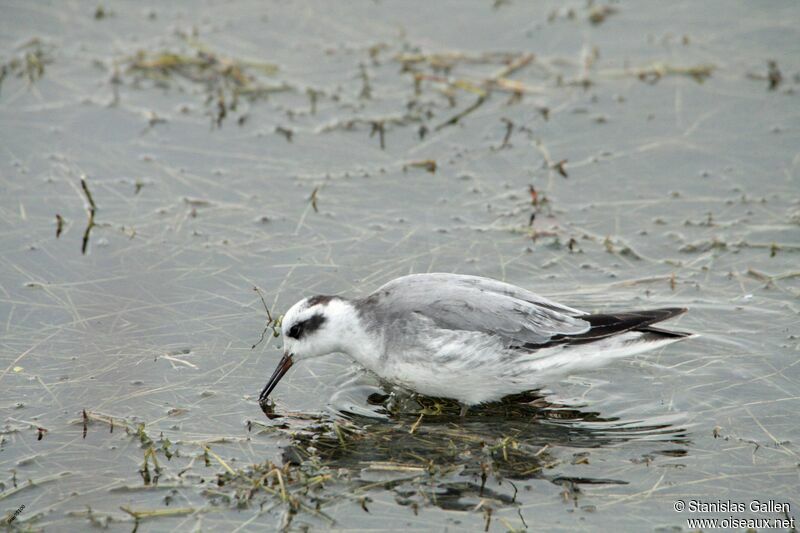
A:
[{"xmin": 258, "ymin": 352, "xmax": 293, "ymax": 415}]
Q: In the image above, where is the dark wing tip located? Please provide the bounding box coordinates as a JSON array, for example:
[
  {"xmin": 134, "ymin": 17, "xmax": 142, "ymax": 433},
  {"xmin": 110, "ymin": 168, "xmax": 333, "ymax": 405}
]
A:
[
  {"xmin": 583, "ymin": 307, "xmax": 687, "ymax": 329},
  {"xmin": 635, "ymin": 307, "xmax": 691, "ymax": 338},
  {"xmin": 638, "ymin": 325, "xmax": 692, "ymax": 339},
  {"xmin": 544, "ymin": 307, "xmax": 691, "ymax": 346}
]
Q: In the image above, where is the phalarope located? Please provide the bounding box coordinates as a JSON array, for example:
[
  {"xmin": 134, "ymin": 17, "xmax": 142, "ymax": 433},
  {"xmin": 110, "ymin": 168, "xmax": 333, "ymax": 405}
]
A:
[{"xmin": 258, "ymin": 273, "xmax": 690, "ymax": 415}]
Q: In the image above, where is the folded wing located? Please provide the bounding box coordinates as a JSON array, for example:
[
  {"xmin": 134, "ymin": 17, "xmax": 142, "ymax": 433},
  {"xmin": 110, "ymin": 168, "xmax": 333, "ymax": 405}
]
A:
[{"xmin": 366, "ymin": 273, "xmax": 590, "ymax": 344}]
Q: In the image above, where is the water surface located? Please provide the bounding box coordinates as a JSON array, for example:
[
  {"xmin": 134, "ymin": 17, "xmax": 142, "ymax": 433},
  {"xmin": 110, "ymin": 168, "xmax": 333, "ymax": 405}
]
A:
[{"xmin": 1, "ymin": 1, "xmax": 799, "ymax": 530}]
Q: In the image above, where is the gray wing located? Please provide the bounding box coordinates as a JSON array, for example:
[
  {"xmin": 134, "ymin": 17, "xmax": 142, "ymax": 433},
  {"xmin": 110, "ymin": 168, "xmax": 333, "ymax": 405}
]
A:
[{"xmin": 362, "ymin": 273, "xmax": 589, "ymax": 344}]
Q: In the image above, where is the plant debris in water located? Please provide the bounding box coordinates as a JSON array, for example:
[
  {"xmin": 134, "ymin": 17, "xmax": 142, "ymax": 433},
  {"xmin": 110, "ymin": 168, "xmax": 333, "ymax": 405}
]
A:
[
  {"xmin": 265, "ymin": 391, "xmax": 687, "ymax": 518},
  {"xmin": 126, "ymin": 39, "xmax": 282, "ymax": 127},
  {"xmin": 0, "ymin": 38, "xmax": 53, "ymax": 90},
  {"xmin": 4, "ymin": 3, "xmax": 799, "ymax": 531},
  {"xmin": 73, "ymin": 390, "xmax": 687, "ymax": 530},
  {"xmin": 251, "ymin": 285, "xmax": 282, "ymax": 349},
  {"xmin": 79, "ymin": 175, "xmax": 97, "ymax": 255}
]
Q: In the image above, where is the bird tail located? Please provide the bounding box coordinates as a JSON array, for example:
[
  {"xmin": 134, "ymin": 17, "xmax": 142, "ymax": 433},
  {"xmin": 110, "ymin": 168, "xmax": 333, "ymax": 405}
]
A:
[
  {"xmin": 566, "ymin": 307, "xmax": 690, "ymax": 345},
  {"xmin": 636, "ymin": 324, "xmax": 692, "ymax": 339},
  {"xmin": 512, "ymin": 308, "xmax": 693, "ymax": 380}
]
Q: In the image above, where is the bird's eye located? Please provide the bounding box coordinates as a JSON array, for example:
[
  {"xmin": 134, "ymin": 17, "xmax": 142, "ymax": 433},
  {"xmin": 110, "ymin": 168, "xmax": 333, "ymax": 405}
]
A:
[{"xmin": 286, "ymin": 313, "xmax": 325, "ymax": 340}]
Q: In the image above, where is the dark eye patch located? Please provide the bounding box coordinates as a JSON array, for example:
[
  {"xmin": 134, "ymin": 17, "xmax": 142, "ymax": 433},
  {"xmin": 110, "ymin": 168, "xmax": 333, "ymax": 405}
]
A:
[{"xmin": 286, "ymin": 313, "xmax": 326, "ymax": 339}]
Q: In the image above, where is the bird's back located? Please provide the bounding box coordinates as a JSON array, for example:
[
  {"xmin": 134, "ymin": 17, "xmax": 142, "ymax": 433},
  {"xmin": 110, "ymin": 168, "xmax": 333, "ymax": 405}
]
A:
[{"xmin": 351, "ymin": 273, "xmax": 691, "ymax": 404}]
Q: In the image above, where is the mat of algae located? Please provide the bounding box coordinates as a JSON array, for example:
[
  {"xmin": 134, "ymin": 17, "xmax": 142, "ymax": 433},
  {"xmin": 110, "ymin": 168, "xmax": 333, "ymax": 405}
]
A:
[{"xmin": 1, "ymin": 1, "xmax": 799, "ymax": 531}]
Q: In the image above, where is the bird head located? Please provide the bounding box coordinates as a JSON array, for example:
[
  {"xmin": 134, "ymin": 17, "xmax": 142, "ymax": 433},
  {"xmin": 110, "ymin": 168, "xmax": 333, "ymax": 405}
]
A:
[{"xmin": 258, "ymin": 295, "xmax": 345, "ymax": 409}]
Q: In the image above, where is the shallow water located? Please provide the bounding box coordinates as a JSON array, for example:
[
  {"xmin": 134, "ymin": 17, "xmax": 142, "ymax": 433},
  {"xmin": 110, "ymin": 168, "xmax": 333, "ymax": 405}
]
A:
[{"xmin": 1, "ymin": 1, "xmax": 799, "ymax": 531}]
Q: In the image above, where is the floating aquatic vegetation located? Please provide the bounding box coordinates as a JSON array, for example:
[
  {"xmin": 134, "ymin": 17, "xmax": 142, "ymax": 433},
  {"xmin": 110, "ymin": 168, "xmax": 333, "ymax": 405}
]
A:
[
  {"xmin": 747, "ymin": 60, "xmax": 784, "ymax": 90},
  {"xmin": 72, "ymin": 390, "xmax": 686, "ymax": 530},
  {"xmin": 125, "ymin": 41, "xmax": 283, "ymax": 126},
  {"xmin": 317, "ymin": 115, "xmax": 426, "ymax": 149},
  {"xmin": 264, "ymin": 391, "xmax": 688, "ymax": 519},
  {"xmin": 127, "ymin": 48, "xmax": 277, "ymax": 87},
  {"xmin": 633, "ymin": 62, "xmax": 714, "ymax": 84},
  {"xmin": 404, "ymin": 160, "xmax": 437, "ymax": 173},
  {"xmin": 0, "ymin": 38, "xmax": 54, "ymax": 90},
  {"xmin": 588, "ymin": 5, "xmax": 618, "ymax": 25},
  {"xmin": 251, "ymin": 285, "xmax": 282, "ymax": 349},
  {"xmin": 402, "ymin": 52, "xmax": 537, "ymax": 131},
  {"xmin": 3, "ymin": 3, "xmax": 799, "ymax": 531},
  {"xmin": 79, "ymin": 175, "xmax": 97, "ymax": 255}
]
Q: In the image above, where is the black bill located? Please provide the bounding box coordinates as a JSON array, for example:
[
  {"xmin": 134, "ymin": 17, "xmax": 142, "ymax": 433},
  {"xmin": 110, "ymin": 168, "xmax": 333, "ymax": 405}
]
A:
[{"xmin": 258, "ymin": 352, "xmax": 293, "ymax": 412}]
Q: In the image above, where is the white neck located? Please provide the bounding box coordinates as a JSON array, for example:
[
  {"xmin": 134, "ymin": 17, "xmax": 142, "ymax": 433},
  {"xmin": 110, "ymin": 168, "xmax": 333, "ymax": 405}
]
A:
[{"xmin": 325, "ymin": 299, "xmax": 384, "ymax": 372}]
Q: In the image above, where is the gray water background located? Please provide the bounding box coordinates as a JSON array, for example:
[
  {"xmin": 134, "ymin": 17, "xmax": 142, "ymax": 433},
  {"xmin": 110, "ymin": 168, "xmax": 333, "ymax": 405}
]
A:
[{"xmin": 1, "ymin": 1, "xmax": 799, "ymax": 531}]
